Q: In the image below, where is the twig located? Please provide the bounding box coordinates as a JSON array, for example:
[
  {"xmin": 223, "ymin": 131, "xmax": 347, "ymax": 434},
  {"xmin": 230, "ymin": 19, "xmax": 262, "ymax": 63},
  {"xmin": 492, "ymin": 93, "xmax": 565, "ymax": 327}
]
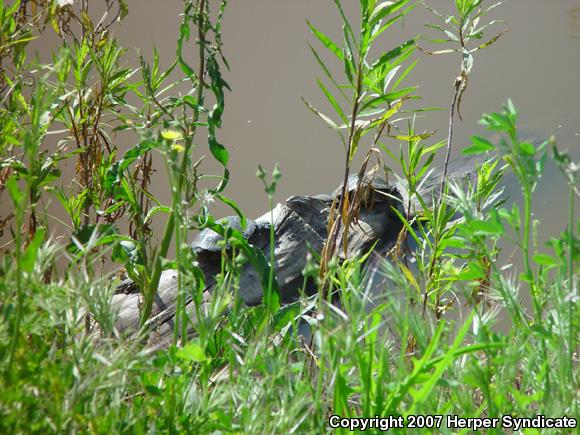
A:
[
  {"xmin": 324, "ymin": 57, "xmax": 364, "ymax": 265},
  {"xmin": 438, "ymin": 76, "xmax": 462, "ymax": 199}
]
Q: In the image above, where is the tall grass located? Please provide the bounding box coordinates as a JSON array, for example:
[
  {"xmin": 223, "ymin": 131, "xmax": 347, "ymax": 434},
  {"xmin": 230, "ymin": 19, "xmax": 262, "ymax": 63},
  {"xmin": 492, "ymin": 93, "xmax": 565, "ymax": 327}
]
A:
[{"xmin": 0, "ymin": 0, "xmax": 578, "ymax": 433}]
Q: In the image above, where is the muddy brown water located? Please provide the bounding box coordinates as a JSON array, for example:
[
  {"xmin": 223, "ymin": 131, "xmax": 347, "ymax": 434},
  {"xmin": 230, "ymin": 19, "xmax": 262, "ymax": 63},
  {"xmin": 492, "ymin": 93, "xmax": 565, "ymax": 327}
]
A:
[{"xmin": 2, "ymin": 0, "xmax": 579, "ymax": 262}]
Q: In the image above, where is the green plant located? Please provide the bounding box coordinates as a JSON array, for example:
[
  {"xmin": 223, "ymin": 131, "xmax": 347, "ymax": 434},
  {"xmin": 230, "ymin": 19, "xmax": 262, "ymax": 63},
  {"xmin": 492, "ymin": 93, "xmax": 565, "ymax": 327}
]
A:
[
  {"xmin": 0, "ymin": 0, "xmax": 578, "ymax": 432},
  {"xmin": 421, "ymin": 0, "xmax": 509, "ymax": 195},
  {"xmin": 257, "ymin": 163, "xmax": 282, "ymax": 319},
  {"xmin": 305, "ymin": 0, "xmax": 419, "ymax": 270}
]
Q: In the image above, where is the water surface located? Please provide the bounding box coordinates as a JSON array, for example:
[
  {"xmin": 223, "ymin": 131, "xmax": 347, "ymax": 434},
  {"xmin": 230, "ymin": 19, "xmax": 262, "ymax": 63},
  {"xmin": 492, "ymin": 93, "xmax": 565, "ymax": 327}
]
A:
[
  {"xmin": 121, "ymin": 0, "xmax": 580, "ymax": 240},
  {"xmin": 6, "ymin": 1, "xmax": 580, "ymax": 249}
]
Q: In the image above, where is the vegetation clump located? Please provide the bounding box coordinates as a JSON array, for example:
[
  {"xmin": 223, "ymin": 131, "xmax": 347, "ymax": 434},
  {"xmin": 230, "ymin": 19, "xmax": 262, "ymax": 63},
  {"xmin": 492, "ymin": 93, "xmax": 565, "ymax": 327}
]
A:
[{"xmin": 0, "ymin": 1, "xmax": 578, "ymax": 432}]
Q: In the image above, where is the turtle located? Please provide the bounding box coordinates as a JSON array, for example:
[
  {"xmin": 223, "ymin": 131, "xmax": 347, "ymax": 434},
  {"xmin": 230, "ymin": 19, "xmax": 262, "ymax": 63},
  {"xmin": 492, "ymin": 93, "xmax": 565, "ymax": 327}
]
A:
[
  {"xmin": 331, "ymin": 172, "xmax": 403, "ymax": 211},
  {"xmin": 190, "ymin": 215, "xmax": 267, "ymax": 256}
]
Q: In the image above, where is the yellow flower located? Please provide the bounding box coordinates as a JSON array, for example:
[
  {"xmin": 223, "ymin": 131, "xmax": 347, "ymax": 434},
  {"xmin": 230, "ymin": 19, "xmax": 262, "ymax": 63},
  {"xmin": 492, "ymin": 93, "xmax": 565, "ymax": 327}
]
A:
[
  {"xmin": 161, "ymin": 130, "xmax": 183, "ymax": 141},
  {"xmin": 171, "ymin": 143, "xmax": 185, "ymax": 152}
]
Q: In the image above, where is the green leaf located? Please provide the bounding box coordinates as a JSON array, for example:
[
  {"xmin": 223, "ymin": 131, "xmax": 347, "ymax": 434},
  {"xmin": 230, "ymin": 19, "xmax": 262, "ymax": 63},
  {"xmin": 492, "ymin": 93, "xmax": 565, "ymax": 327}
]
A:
[
  {"xmin": 388, "ymin": 132, "xmax": 434, "ymax": 141},
  {"xmin": 371, "ymin": 39, "xmax": 415, "ymax": 73},
  {"xmin": 462, "ymin": 136, "xmax": 495, "ymax": 155},
  {"xmin": 441, "ymin": 236, "xmax": 466, "ymax": 249},
  {"xmin": 21, "ymin": 228, "xmax": 46, "ymax": 273},
  {"xmin": 471, "ymin": 28, "xmax": 510, "ymax": 52},
  {"xmin": 533, "ymin": 254, "xmax": 559, "ymax": 267},
  {"xmin": 309, "ymin": 44, "xmax": 348, "ymax": 100},
  {"xmin": 272, "ymin": 301, "xmax": 301, "ymax": 332},
  {"xmin": 216, "ymin": 194, "xmax": 247, "ymax": 230},
  {"xmin": 145, "ymin": 206, "xmax": 171, "ymax": 223},
  {"xmin": 176, "ymin": 341, "xmax": 209, "ymax": 363},
  {"xmin": 317, "ymin": 79, "xmax": 346, "ymax": 123},
  {"xmin": 334, "ymin": 0, "xmax": 355, "ymax": 43},
  {"xmin": 464, "ymin": 219, "xmax": 503, "ymax": 236},
  {"xmin": 6, "ymin": 176, "xmax": 24, "ymax": 208},
  {"xmin": 111, "ymin": 238, "xmax": 142, "ymax": 264},
  {"xmin": 359, "ymin": 87, "xmax": 415, "ymax": 112},
  {"xmin": 302, "ymin": 97, "xmax": 339, "ymax": 129},
  {"xmin": 306, "ymin": 21, "xmax": 343, "ymax": 60},
  {"xmin": 209, "ymin": 137, "xmax": 229, "ymax": 166},
  {"xmin": 518, "ymin": 142, "xmax": 536, "ymax": 156},
  {"xmin": 454, "ymin": 263, "xmax": 484, "ymax": 280},
  {"xmin": 369, "ymin": 0, "xmax": 411, "ymax": 26},
  {"xmin": 407, "ymin": 311, "xmax": 475, "ymax": 413},
  {"xmin": 177, "ymin": 22, "xmax": 195, "ymax": 79},
  {"xmin": 182, "ymin": 95, "xmax": 200, "ymax": 110}
]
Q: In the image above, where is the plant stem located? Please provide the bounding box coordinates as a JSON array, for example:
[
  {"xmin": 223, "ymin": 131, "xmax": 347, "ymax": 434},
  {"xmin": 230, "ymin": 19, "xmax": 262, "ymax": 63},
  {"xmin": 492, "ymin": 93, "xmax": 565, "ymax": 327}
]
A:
[
  {"xmin": 327, "ymin": 57, "xmax": 364, "ymax": 262},
  {"xmin": 521, "ymin": 177, "xmax": 540, "ymax": 318},
  {"xmin": 6, "ymin": 245, "xmax": 22, "ymax": 381},
  {"xmin": 266, "ymin": 193, "xmax": 276, "ymax": 317},
  {"xmin": 140, "ymin": 0, "xmax": 207, "ymax": 329},
  {"xmin": 568, "ymin": 185, "xmax": 576, "ymax": 391},
  {"xmin": 439, "ymin": 77, "xmax": 461, "ymax": 200}
]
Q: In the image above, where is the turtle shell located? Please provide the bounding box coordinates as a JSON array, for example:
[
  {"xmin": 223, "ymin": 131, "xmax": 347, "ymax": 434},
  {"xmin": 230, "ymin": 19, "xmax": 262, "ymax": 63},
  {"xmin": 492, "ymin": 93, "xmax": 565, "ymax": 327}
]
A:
[
  {"xmin": 191, "ymin": 216, "xmax": 261, "ymax": 254},
  {"xmin": 331, "ymin": 173, "xmax": 392, "ymax": 199}
]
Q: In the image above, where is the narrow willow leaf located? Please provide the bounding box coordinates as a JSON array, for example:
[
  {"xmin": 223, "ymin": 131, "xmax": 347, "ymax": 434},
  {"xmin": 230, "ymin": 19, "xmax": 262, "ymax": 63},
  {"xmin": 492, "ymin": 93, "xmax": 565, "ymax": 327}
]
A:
[
  {"xmin": 388, "ymin": 132, "xmax": 435, "ymax": 141},
  {"xmin": 423, "ymin": 140, "xmax": 447, "ymax": 154},
  {"xmin": 382, "ymin": 64, "xmax": 401, "ymax": 92},
  {"xmin": 444, "ymin": 30, "xmax": 459, "ymax": 41},
  {"xmin": 417, "ymin": 45, "xmax": 457, "ymax": 55},
  {"xmin": 302, "ymin": 97, "xmax": 339, "ymax": 129},
  {"xmin": 371, "ymin": 9, "xmax": 410, "ymax": 42},
  {"xmin": 482, "ymin": 1, "xmax": 504, "ymax": 15},
  {"xmin": 371, "ymin": 39, "xmax": 415, "ymax": 73},
  {"xmin": 365, "ymin": 99, "xmax": 404, "ymax": 129},
  {"xmin": 392, "ymin": 58, "xmax": 418, "ymax": 90},
  {"xmin": 334, "ymin": 0, "xmax": 355, "ymax": 42},
  {"xmin": 306, "ymin": 21, "xmax": 344, "ymax": 61},
  {"xmin": 422, "ymin": 2, "xmax": 448, "ymax": 23},
  {"xmin": 342, "ymin": 25, "xmax": 356, "ymax": 85},
  {"xmin": 471, "ymin": 28, "xmax": 510, "ymax": 52},
  {"xmin": 309, "ymin": 44, "xmax": 349, "ymax": 100},
  {"xmin": 370, "ymin": 0, "xmax": 411, "ymax": 26},
  {"xmin": 470, "ymin": 19, "xmax": 507, "ymax": 37},
  {"xmin": 360, "ymin": 86, "xmax": 415, "ymax": 112},
  {"xmin": 317, "ymin": 79, "xmax": 347, "ymax": 123},
  {"xmin": 399, "ymin": 262, "xmax": 421, "ymax": 293},
  {"xmin": 465, "ymin": 219, "xmax": 503, "ymax": 236},
  {"xmin": 350, "ymin": 128, "xmax": 362, "ymax": 161},
  {"xmin": 343, "ymin": 52, "xmax": 355, "ymax": 85},
  {"xmin": 424, "ymin": 23, "xmax": 447, "ymax": 33}
]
